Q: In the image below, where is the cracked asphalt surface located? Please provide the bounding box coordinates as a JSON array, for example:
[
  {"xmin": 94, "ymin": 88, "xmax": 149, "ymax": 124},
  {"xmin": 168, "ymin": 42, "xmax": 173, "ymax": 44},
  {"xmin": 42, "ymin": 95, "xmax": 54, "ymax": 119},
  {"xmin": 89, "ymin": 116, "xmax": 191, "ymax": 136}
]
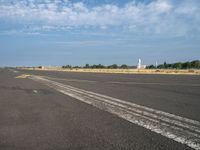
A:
[{"xmin": 0, "ymin": 68, "xmax": 199, "ymax": 150}]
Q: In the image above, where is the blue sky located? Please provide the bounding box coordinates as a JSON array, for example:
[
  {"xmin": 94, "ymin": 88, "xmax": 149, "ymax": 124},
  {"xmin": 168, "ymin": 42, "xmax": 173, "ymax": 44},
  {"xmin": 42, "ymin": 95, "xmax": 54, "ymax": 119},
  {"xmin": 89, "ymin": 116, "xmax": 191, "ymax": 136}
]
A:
[{"xmin": 0, "ymin": 0, "xmax": 200, "ymax": 66}]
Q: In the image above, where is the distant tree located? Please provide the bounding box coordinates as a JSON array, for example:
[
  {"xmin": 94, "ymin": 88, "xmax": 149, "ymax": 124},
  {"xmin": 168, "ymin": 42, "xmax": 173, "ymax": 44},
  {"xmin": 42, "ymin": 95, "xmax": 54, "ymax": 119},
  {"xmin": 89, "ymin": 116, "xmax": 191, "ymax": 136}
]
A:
[
  {"xmin": 62, "ymin": 65, "xmax": 72, "ymax": 68},
  {"xmin": 91, "ymin": 64, "xmax": 97, "ymax": 68},
  {"xmin": 108, "ymin": 64, "xmax": 118, "ymax": 69},
  {"xmin": 172, "ymin": 62, "xmax": 182, "ymax": 69},
  {"xmin": 157, "ymin": 64, "xmax": 164, "ymax": 69},
  {"xmin": 62, "ymin": 60, "xmax": 200, "ymax": 70},
  {"xmin": 167, "ymin": 63, "xmax": 172, "ymax": 68},
  {"xmin": 84, "ymin": 64, "xmax": 90, "ymax": 68},
  {"xmin": 96, "ymin": 64, "xmax": 106, "ymax": 68},
  {"xmin": 120, "ymin": 64, "xmax": 128, "ymax": 69},
  {"xmin": 73, "ymin": 66, "xmax": 81, "ymax": 68},
  {"xmin": 182, "ymin": 62, "xmax": 191, "ymax": 69},
  {"xmin": 191, "ymin": 60, "xmax": 200, "ymax": 69},
  {"xmin": 164, "ymin": 62, "xmax": 167, "ymax": 69},
  {"xmin": 147, "ymin": 65, "xmax": 156, "ymax": 69},
  {"xmin": 146, "ymin": 60, "xmax": 200, "ymax": 70}
]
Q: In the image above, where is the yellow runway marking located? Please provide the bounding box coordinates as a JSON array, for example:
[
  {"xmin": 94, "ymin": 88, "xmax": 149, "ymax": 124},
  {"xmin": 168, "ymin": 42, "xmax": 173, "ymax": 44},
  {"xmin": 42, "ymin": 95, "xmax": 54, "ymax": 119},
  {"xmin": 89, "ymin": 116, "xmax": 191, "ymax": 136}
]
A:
[{"xmin": 15, "ymin": 74, "xmax": 30, "ymax": 79}]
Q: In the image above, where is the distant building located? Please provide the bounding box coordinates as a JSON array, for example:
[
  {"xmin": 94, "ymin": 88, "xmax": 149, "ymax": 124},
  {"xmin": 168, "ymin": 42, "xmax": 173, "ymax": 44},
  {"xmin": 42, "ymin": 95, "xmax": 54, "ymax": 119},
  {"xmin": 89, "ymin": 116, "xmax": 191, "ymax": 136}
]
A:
[
  {"xmin": 38, "ymin": 66, "xmax": 45, "ymax": 69},
  {"xmin": 137, "ymin": 58, "xmax": 146, "ymax": 69}
]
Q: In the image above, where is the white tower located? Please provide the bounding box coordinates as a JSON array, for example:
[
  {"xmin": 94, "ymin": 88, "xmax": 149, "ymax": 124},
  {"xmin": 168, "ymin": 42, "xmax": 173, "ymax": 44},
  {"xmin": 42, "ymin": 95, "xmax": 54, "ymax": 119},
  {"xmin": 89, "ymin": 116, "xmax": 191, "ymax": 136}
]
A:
[
  {"xmin": 137, "ymin": 58, "xmax": 142, "ymax": 69},
  {"xmin": 155, "ymin": 61, "xmax": 158, "ymax": 68}
]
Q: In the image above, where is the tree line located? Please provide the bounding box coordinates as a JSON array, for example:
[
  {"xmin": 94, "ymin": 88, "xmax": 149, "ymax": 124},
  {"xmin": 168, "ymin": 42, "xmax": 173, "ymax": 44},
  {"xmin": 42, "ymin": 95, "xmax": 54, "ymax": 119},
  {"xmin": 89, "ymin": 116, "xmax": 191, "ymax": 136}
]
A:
[
  {"xmin": 146, "ymin": 60, "xmax": 200, "ymax": 69},
  {"xmin": 62, "ymin": 60, "xmax": 200, "ymax": 69},
  {"xmin": 62, "ymin": 64, "xmax": 129, "ymax": 69}
]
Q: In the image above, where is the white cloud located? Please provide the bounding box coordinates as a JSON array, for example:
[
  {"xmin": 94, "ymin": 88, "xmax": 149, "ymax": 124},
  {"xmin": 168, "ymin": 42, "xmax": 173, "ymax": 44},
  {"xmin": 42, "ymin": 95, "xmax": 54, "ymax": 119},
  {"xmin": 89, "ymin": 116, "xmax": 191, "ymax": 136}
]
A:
[
  {"xmin": 152, "ymin": 0, "xmax": 172, "ymax": 13},
  {"xmin": 0, "ymin": 0, "xmax": 200, "ymax": 36}
]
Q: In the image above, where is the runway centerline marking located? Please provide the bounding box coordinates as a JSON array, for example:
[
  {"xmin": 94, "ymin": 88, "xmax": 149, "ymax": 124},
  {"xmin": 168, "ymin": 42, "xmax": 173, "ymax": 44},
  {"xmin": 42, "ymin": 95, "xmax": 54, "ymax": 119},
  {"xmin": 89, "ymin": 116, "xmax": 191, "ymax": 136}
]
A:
[{"xmin": 29, "ymin": 75, "xmax": 200, "ymax": 150}]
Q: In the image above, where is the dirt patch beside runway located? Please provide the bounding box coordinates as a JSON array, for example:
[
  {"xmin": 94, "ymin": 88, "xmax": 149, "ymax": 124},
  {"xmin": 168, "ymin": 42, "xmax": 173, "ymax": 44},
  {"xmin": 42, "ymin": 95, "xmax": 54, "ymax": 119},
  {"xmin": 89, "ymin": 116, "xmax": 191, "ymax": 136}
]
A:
[{"xmin": 19, "ymin": 68, "xmax": 200, "ymax": 75}]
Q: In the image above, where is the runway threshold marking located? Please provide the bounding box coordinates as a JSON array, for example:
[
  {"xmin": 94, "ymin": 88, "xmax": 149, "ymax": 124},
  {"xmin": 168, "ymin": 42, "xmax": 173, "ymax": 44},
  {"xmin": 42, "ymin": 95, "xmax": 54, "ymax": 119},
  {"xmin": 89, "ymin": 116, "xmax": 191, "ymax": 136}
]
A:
[{"xmin": 29, "ymin": 75, "xmax": 200, "ymax": 150}]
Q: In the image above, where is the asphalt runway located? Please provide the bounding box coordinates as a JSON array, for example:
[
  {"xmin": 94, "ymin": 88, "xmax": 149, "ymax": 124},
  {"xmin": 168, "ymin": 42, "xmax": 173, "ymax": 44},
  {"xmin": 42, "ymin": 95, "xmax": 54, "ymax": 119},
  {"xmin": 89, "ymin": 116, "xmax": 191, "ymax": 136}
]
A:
[{"xmin": 0, "ymin": 68, "xmax": 200, "ymax": 150}]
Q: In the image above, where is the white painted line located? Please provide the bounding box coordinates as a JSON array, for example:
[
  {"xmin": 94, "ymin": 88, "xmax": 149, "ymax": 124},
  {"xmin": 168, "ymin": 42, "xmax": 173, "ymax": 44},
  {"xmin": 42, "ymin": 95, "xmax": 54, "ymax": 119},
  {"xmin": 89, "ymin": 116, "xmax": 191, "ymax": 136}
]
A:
[
  {"xmin": 8, "ymin": 69, "xmax": 19, "ymax": 73},
  {"xmin": 45, "ymin": 78, "xmax": 200, "ymax": 127},
  {"xmin": 29, "ymin": 75, "xmax": 200, "ymax": 150},
  {"xmin": 44, "ymin": 76, "xmax": 97, "ymax": 83},
  {"xmin": 33, "ymin": 90, "xmax": 38, "ymax": 93}
]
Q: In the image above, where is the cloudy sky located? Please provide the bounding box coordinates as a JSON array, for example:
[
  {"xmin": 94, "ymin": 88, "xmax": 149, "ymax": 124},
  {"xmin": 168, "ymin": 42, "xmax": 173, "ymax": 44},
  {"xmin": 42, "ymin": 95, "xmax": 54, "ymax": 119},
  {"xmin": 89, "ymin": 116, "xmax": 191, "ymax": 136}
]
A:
[{"xmin": 0, "ymin": 0, "xmax": 200, "ymax": 66}]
